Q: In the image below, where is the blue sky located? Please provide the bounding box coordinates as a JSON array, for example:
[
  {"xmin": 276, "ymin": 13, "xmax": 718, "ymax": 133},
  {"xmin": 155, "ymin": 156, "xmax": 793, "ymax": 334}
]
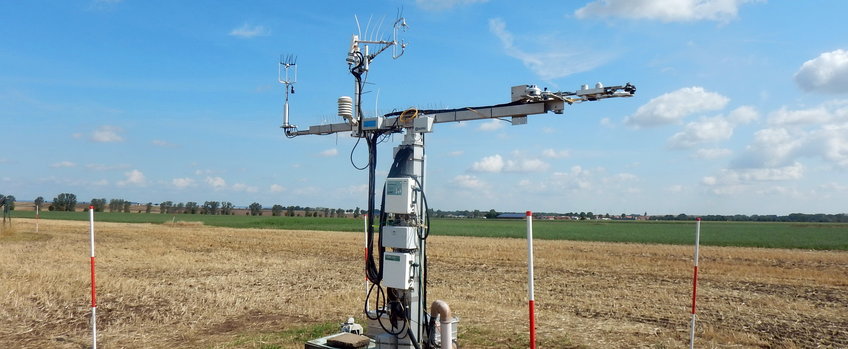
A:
[{"xmin": 2, "ymin": 0, "xmax": 847, "ymax": 215}]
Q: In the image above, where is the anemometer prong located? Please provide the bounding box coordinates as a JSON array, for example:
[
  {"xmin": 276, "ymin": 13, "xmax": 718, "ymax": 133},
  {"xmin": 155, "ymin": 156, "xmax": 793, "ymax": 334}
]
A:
[{"xmin": 279, "ymin": 54, "xmax": 298, "ymax": 135}]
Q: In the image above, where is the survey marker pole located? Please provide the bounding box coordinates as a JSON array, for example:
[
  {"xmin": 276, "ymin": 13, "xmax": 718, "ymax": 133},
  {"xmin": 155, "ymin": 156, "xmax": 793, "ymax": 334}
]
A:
[
  {"xmin": 35, "ymin": 204, "xmax": 39, "ymax": 233},
  {"xmin": 689, "ymin": 217, "xmax": 701, "ymax": 349},
  {"xmin": 526, "ymin": 211, "xmax": 536, "ymax": 349},
  {"xmin": 89, "ymin": 206, "xmax": 97, "ymax": 349}
]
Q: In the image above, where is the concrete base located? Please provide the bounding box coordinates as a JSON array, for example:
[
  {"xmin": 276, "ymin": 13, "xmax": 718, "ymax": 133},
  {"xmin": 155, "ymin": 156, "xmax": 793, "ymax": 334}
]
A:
[{"xmin": 304, "ymin": 333, "xmax": 376, "ymax": 349}]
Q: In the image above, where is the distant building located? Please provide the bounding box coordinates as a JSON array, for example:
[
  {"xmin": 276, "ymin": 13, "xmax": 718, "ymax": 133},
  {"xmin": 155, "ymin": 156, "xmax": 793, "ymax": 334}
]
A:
[{"xmin": 496, "ymin": 213, "xmax": 526, "ymax": 219}]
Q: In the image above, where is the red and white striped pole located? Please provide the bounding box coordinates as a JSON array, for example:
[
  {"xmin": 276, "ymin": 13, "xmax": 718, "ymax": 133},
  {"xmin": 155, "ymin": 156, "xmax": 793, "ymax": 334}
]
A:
[
  {"xmin": 689, "ymin": 217, "xmax": 701, "ymax": 349},
  {"xmin": 526, "ymin": 211, "xmax": 536, "ymax": 349},
  {"xmin": 89, "ymin": 206, "xmax": 97, "ymax": 349}
]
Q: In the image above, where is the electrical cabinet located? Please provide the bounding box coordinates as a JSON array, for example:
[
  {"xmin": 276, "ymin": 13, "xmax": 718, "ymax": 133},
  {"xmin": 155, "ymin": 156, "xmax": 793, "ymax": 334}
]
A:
[
  {"xmin": 382, "ymin": 226, "xmax": 417, "ymax": 249},
  {"xmin": 382, "ymin": 252, "xmax": 413, "ymax": 289},
  {"xmin": 362, "ymin": 117, "xmax": 384, "ymax": 130},
  {"xmin": 385, "ymin": 177, "xmax": 415, "ymax": 214}
]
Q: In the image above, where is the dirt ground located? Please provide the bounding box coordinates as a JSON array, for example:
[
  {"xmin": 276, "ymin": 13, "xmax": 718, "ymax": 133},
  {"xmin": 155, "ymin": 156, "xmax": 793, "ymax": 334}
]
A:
[{"xmin": 0, "ymin": 219, "xmax": 846, "ymax": 348}]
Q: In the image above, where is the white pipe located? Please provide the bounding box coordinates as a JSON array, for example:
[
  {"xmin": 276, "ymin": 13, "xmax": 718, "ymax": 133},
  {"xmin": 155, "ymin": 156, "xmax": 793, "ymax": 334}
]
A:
[
  {"xmin": 283, "ymin": 97, "xmax": 290, "ymax": 127},
  {"xmin": 430, "ymin": 300, "xmax": 456, "ymax": 349}
]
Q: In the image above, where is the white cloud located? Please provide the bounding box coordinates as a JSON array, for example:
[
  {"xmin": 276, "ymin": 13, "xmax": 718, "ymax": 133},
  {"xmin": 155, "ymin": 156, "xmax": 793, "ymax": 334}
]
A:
[
  {"xmin": 232, "ymin": 183, "xmax": 258, "ymax": 193},
  {"xmin": 733, "ymin": 102, "xmax": 848, "ymax": 168},
  {"xmin": 814, "ymin": 121, "xmax": 848, "ymax": 167},
  {"xmin": 206, "ymin": 176, "xmax": 227, "ymax": 190},
  {"xmin": 734, "ymin": 127, "xmax": 802, "ymax": 168},
  {"xmin": 575, "ymin": 0, "xmax": 759, "ymax": 23},
  {"xmin": 542, "ymin": 148, "xmax": 571, "ymax": 159},
  {"xmin": 341, "ymin": 184, "xmax": 368, "ymax": 196},
  {"xmin": 706, "ymin": 162, "xmax": 804, "ymax": 184},
  {"xmin": 549, "ymin": 166, "xmax": 595, "ymax": 191},
  {"xmin": 318, "ymin": 148, "xmax": 339, "ymax": 157},
  {"xmin": 666, "ymin": 184, "xmax": 685, "ymax": 193},
  {"xmin": 152, "ymin": 139, "xmax": 177, "ymax": 148},
  {"xmin": 471, "ymin": 154, "xmax": 504, "ymax": 173},
  {"xmin": 452, "ymin": 174, "xmax": 488, "ymax": 190},
  {"xmin": 667, "ymin": 116, "xmax": 733, "ymax": 148},
  {"xmin": 470, "ymin": 154, "xmax": 550, "ymax": 173},
  {"xmin": 478, "ymin": 119, "xmax": 505, "ymax": 131},
  {"xmin": 86, "ymin": 163, "xmax": 130, "ymax": 171},
  {"xmin": 513, "ymin": 158, "xmax": 550, "ymax": 172},
  {"xmin": 819, "ymin": 182, "xmax": 848, "ymax": 192},
  {"xmin": 172, "ymin": 177, "xmax": 195, "ymax": 189},
  {"xmin": 767, "ymin": 106, "xmax": 830, "ymax": 126},
  {"xmin": 625, "ymin": 87, "xmax": 729, "ymax": 127},
  {"xmin": 50, "ymin": 161, "xmax": 76, "ymax": 168},
  {"xmin": 701, "ymin": 163, "xmax": 806, "ymax": 195},
  {"xmin": 599, "ymin": 117, "xmax": 615, "ymax": 128},
  {"xmin": 795, "ymin": 49, "xmax": 848, "ymax": 93},
  {"xmin": 489, "ymin": 18, "xmax": 610, "ymax": 80},
  {"xmin": 117, "ymin": 169, "xmax": 146, "ymax": 186},
  {"xmin": 270, "ymin": 184, "xmax": 286, "ymax": 193},
  {"xmin": 728, "ymin": 106, "xmax": 759, "ymax": 124},
  {"xmin": 415, "ymin": 0, "xmax": 488, "ymax": 11},
  {"xmin": 229, "ymin": 24, "xmax": 270, "ymax": 38},
  {"xmin": 693, "ymin": 148, "xmax": 732, "ymax": 159},
  {"xmin": 91, "ymin": 125, "xmax": 124, "ymax": 142}
]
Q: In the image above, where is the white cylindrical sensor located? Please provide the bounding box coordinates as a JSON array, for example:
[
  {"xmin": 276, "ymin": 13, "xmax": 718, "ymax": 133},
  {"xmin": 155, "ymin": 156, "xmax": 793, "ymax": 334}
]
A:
[{"xmin": 338, "ymin": 96, "xmax": 353, "ymax": 119}]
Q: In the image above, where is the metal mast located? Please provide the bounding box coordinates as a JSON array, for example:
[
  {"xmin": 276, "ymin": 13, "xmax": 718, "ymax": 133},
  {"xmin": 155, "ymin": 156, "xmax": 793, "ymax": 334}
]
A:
[{"xmin": 286, "ymin": 14, "xmax": 635, "ymax": 349}]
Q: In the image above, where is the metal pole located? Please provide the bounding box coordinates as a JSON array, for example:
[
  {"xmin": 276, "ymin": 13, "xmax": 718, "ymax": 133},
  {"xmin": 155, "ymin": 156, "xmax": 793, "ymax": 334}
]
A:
[
  {"xmin": 363, "ymin": 213, "xmax": 369, "ymax": 310},
  {"xmin": 526, "ymin": 211, "xmax": 536, "ymax": 349},
  {"xmin": 89, "ymin": 206, "xmax": 97, "ymax": 349},
  {"xmin": 283, "ymin": 89, "xmax": 290, "ymax": 128},
  {"xmin": 689, "ymin": 217, "xmax": 701, "ymax": 349}
]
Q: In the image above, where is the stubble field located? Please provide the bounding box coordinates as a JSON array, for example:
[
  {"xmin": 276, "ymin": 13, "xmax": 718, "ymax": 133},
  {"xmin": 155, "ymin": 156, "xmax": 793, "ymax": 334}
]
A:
[{"xmin": 1, "ymin": 219, "xmax": 846, "ymax": 348}]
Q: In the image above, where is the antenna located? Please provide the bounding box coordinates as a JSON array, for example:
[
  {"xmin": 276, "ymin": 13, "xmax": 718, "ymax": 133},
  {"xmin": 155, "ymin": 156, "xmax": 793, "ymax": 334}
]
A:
[
  {"xmin": 344, "ymin": 12, "xmax": 409, "ymax": 134},
  {"xmin": 279, "ymin": 54, "xmax": 298, "ymax": 136},
  {"xmin": 392, "ymin": 13, "xmax": 408, "ymax": 59}
]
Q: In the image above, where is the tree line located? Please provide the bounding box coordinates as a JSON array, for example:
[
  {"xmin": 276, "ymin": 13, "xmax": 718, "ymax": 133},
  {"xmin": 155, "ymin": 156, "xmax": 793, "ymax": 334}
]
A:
[
  {"xmin": 11, "ymin": 192, "xmax": 364, "ymax": 218},
  {"xmin": 657, "ymin": 213, "xmax": 848, "ymax": 223}
]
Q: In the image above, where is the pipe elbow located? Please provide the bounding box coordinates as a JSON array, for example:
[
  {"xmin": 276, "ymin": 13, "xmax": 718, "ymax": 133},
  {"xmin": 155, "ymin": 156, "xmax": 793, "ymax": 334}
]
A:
[
  {"xmin": 429, "ymin": 300, "xmax": 456, "ymax": 349},
  {"xmin": 429, "ymin": 299, "xmax": 452, "ymax": 322}
]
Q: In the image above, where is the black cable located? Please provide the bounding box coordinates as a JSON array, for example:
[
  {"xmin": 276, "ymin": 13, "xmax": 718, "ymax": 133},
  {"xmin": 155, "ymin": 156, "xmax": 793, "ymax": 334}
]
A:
[
  {"xmin": 350, "ymin": 136, "xmax": 367, "ymax": 170},
  {"xmin": 364, "ymin": 282, "xmax": 385, "ymax": 320},
  {"xmin": 382, "ymin": 100, "xmax": 527, "ymax": 118},
  {"xmin": 365, "ymin": 135, "xmax": 384, "ymax": 284},
  {"xmin": 408, "ymin": 326, "xmax": 422, "ymax": 349}
]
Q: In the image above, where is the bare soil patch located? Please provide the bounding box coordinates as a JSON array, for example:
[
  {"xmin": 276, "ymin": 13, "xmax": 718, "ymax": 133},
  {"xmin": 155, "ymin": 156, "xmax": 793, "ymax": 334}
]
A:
[{"xmin": 1, "ymin": 219, "xmax": 845, "ymax": 348}]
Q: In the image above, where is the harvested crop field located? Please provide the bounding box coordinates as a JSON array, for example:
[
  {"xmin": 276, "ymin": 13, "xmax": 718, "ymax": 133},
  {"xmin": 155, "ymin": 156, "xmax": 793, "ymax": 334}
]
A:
[{"xmin": 1, "ymin": 219, "xmax": 846, "ymax": 348}]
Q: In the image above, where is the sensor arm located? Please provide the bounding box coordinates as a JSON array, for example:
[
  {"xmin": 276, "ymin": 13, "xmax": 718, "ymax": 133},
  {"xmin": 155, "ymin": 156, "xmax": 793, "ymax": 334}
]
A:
[{"xmin": 289, "ymin": 82, "xmax": 635, "ymax": 137}]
